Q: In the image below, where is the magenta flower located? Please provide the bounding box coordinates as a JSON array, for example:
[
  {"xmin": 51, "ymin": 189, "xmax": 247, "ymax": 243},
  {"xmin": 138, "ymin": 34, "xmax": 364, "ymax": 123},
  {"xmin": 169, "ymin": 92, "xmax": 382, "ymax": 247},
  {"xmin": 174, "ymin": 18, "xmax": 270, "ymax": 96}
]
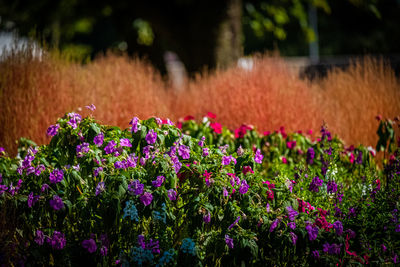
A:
[
  {"xmin": 203, "ymin": 213, "xmax": 211, "ymax": 224},
  {"xmin": 290, "ymin": 232, "xmax": 298, "ymax": 245},
  {"xmin": 269, "ymin": 219, "xmax": 280, "ymax": 232},
  {"xmin": 145, "ymin": 129, "xmax": 157, "ymax": 144},
  {"xmin": 198, "ymin": 136, "xmax": 205, "ymax": 147},
  {"xmin": 41, "ymin": 184, "xmax": 49, "ymax": 192},
  {"xmin": 178, "ymin": 145, "xmax": 190, "ymax": 159},
  {"xmin": 202, "ymin": 148, "xmax": 209, "ymax": 157},
  {"xmin": 0, "ymin": 147, "xmax": 5, "ymax": 156},
  {"xmin": 140, "ymin": 192, "xmax": 153, "ymax": 206},
  {"xmin": 312, "ymin": 250, "xmax": 320, "ymax": 259},
  {"xmin": 47, "ymin": 231, "xmax": 66, "ymax": 250},
  {"xmin": 34, "ymin": 230, "xmax": 45, "ymax": 245},
  {"xmin": 93, "ymin": 133, "xmax": 104, "ymax": 146},
  {"xmin": 49, "ymin": 169, "xmax": 64, "ymax": 183},
  {"xmin": 286, "ymin": 141, "xmax": 296, "ymax": 149},
  {"xmin": 47, "ymin": 124, "xmax": 60, "ymax": 137},
  {"xmin": 239, "ymin": 180, "xmax": 249, "ymax": 194},
  {"xmin": 222, "ymin": 155, "xmax": 236, "ymax": 166},
  {"xmin": 167, "ymin": 189, "xmax": 177, "ymax": 201},
  {"xmin": 67, "ymin": 112, "xmax": 82, "ymax": 129},
  {"xmin": 223, "ymin": 187, "xmax": 229, "ymax": 197},
  {"xmin": 27, "ymin": 192, "xmax": 39, "ymax": 208},
  {"xmin": 128, "ymin": 180, "xmax": 144, "ymax": 195},
  {"xmin": 95, "ymin": 181, "xmax": 105, "ymax": 196},
  {"xmin": 82, "ymin": 238, "xmax": 97, "ymax": 253},
  {"xmin": 49, "ymin": 195, "xmax": 64, "ymax": 210},
  {"xmin": 225, "ymin": 235, "xmax": 234, "ymax": 249},
  {"xmin": 104, "ymin": 140, "xmax": 117, "ymax": 154},
  {"xmin": 85, "ymin": 104, "xmax": 96, "ymax": 111},
  {"xmin": 242, "ymin": 166, "xmax": 254, "ymax": 175},
  {"xmin": 210, "ymin": 122, "xmax": 222, "ymax": 134},
  {"xmin": 35, "ymin": 164, "xmax": 45, "ymax": 176},
  {"xmin": 129, "ymin": 117, "xmax": 140, "ymax": 133},
  {"xmin": 254, "ymin": 149, "xmax": 263, "ymax": 164},
  {"xmin": 152, "ymin": 175, "xmax": 165, "ymax": 187},
  {"xmin": 228, "ymin": 216, "xmax": 241, "ymax": 230},
  {"xmin": 120, "ymin": 138, "xmax": 132, "ymax": 147}
]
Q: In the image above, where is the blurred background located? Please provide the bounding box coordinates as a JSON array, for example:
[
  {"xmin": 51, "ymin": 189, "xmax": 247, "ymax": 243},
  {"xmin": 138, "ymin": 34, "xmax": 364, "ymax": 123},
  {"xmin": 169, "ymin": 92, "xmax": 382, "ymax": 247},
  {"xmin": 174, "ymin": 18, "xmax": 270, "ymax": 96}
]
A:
[{"xmin": 0, "ymin": 0, "xmax": 399, "ymax": 154}]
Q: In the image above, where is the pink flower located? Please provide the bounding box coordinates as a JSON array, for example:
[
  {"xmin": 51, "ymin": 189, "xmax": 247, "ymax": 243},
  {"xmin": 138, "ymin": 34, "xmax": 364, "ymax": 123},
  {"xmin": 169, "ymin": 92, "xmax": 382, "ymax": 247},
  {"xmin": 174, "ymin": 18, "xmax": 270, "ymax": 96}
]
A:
[
  {"xmin": 282, "ymin": 157, "xmax": 288, "ymax": 164},
  {"xmin": 210, "ymin": 122, "xmax": 222, "ymax": 134},
  {"xmin": 206, "ymin": 112, "xmax": 216, "ymax": 119},
  {"xmin": 286, "ymin": 141, "xmax": 296, "ymax": 149}
]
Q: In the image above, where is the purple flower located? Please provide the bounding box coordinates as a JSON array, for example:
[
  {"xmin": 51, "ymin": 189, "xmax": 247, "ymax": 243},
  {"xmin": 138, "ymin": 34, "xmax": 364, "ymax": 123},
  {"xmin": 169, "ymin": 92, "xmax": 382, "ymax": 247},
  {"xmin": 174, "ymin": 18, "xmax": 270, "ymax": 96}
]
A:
[
  {"xmin": 128, "ymin": 180, "xmax": 144, "ymax": 195},
  {"xmin": 202, "ymin": 148, "xmax": 209, "ymax": 157},
  {"xmin": 145, "ymin": 129, "xmax": 157, "ymax": 145},
  {"xmin": 35, "ymin": 230, "xmax": 45, "ymax": 245},
  {"xmin": 219, "ymin": 145, "xmax": 229, "ymax": 154},
  {"xmin": 85, "ymin": 104, "xmax": 96, "ymax": 111},
  {"xmin": 225, "ymin": 235, "xmax": 234, "ymax": 249},
  {"xmin": 254, "ymin": 149, "xmax": 263, "ymax": 164},
  {"xmin": 140, "ymin": 192, "xmax": 153, "ymax": 206},
  {"xmin": 0, "ymin": 184, "xmax": 8, "ymax": 195},
  {"xmin": 152, "ymin": 175, "xmax": 165, "ymax": 187},
  {"xmin": 332, "ymin": 221, "xmax": 343, "ymax": 236},
  {"xmin": 27, "ymin": 192, "xmax": 39, "ymax": 208},
  {"xmin": 228, "ymin": 216, "xmax": 241, "ymax": 230},
  {"xmin": 120, "ymin": 138, "xmax": 132, "ymax": 147},
  {"xmin": 41, "ymin": 184, "xmax": 49, "ymax": 192},
  {"xmin": 94, "ymin": 167, "xmax": 103, "ymax": 177},
  {"xmin": 76, "ymin": 142, "xmax": 90, "ymax": 157},
  {"xmin": 82, "ymin": 238, "xmax": 97, "ymax": 253},
  {"xmin": 288, "ymin": 222, "xmax": 296, "ymax": 230},
  {"xmin": 26, "ymin": 166, "xmax": 35, "ymax": 175},
  {"xmin": 222, "ymin": 155, "xmax": 236, "ymax": 166},
  {"xmin": 396, "ymin": 224, "xmax": 400, "ymax": 232},
  {"xmin": 239, "ymin": 179, "xmax": 249, "ymax": 194},
  {"xmin": 49, "ymin": 168, "xmax": 64, "ymax": 183},
  {"xmin": 223, "ymin": 187, "xmax": 229, "ymax": 197},
  {"xmin": 309, "ymin": 176, "xmax": 323, "ymax": 193},
  {"xmin": 306, "ymin": 147, "xmax": 315, "ymax": 164},
  {"xmin": 355, "ymin": 151, "xmax": 363, "ymax": 165},
  {"xmin": 323, "ymin": 243, "xmax": 341, "ymax": 255},
  {"xmin": 100, "ymin": 246, "xmax": 108, "ymax": 256},
  {"xmin": 381, "ymin": 244, "xmax": 387, "ymax": 252},
  {"xmin": 178, "ymin": 145, "xmax": 190, "ymax": 159},
  {"xmin": 49, "ymin": 195, "xmax": 64, "ymax": 210},
  {"xmin": 114, "ymin": 161, "xmax": 125, "ymax": 169},
  {"xmin": 286, "ymin": 206, "xmax": 299, "ymax": 221},
  {"xmin": 47, "ymin": 231, "xmax": 66, "ymax": 250},
  {"xmin": 306, "ymin": 225, "xmax": 319, "ymax": 241},
  {"xmin": 290, "ymin": 232, "xmax": 298, "ymax": 245},
  {"xmin": 269, "ymin": 219, "xmax": 280, "ymax": 232},
  {"xmin": 237, "ymin": 145, "xmax": 244, "ymax": 156},
  {"xmin": 167, "ymin": 189, "xmax": 177, "ymax": 201},
  {"xmin": 203, "ymin": 213, "xmax": 211, "ymax": 224},
  {"xmin": 47, "ymin": 124, "xmax": 60, "ymax": 137},
  {"xmin": 0, "ymin": 147, "xmax": 5, "ymax": 156},
  {"xmin": 198, "ymin": 136, "xmax": 205, "ymax": 147},
  {"xmin": 104, "ymin": 140, "xmax": 117, "ymax": 154},
  {"xmin": 95, "ymin": 181, "xmax": 105, "ymax": 196},
  {"xmin": 94, "ymin": 133, "xmax": 104, "ymax": 147},
  {"xmin": 312, "ymin": 250, "xmax": 320, "ymax": 259},
  {"xmin": 327, "ymin": 180, "xmax": 338, "ymax": 194},
  {"xmin": 35, "ymin": 164, "xmax": 45, "ymax": 176},
  {"xmin": 129, "ymin": 117, "xmax": 140, "ymax": 133}
]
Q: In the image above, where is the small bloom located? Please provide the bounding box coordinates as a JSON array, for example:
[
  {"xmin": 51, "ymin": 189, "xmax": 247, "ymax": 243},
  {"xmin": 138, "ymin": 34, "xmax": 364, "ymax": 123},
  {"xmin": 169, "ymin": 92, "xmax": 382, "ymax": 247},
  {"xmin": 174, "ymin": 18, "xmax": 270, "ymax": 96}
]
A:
[
  {"xmin": 47, "ymin": 124, "xmax": 60, "ymax": 137},
  {"xmin": 128, "ymin": 180, "xmax": 144, "ymax": 196},
  {"xmin": 202, "ymin": 148, "xmax": 209, "ymax": 157},
  {"xmin": 288, "ymin": 222, "xmax": 296, "ymax": 230},
  {"xmin": 333, "ymin": 221, "xmax": 343, "ymax": 236},
  {"xmin": 306, "ymin": 147, "xmax": 315, "ymax": 164},
  {"xmin": 228, "ymin": 216, "xmax": 240, "ymax": 230},
  {"xmin": 95, "ymin": 181, "xmax": 105, "ymax": 196},
  {"xmin": 223, "ymin": 187, "xmax": 229, "ymax": 197},
  {"xmin": 225, "ymin": 235, "xmax": 234, "ymax": 249},
  {"xmin": 35, "ymin": 230, "xmax": 45, "ymax": 245},
  {"xmin": 239, "ymin": 179, "xmax": 249, "ymax": 194},
  {"xmin": 198, "ymin": 136, "xmax": 205, "ymax": 147},
  {"xmin": 286, "ymin": 206, "xmax": 299, "ymax": 221},
  {"xmin": 94, "ymin": 133, "xmax": 104, "ymax": 146},
  {"xmin": 123, "ymin": 200, "xmax": 139, "ymax": 221},
  {"xmin": 309, "ymin": 176, "xmax": 323, "ymax": 193},
  {"xmin": 242, "ymin": 166, "xmax": 254, "ymax": 175},
  {"xmin": 167, "ymin": 189, "xmax": 177, "ymax": 201},
  {"xmin": 120, "ymin": 138, "xmax": 132, "ymax": 147},
  {"xmin": 129, "ymin": 117, "xmax": 140, "ymax": 133},
  {"xmin": 286, "ymin": 141, "xmax": 296, "ymax": 149},
  {"xmin": 94, "ymin": 167, "xmax": 103, "ymax": 177},
  {"xmin": 327, "ymin": 180, "xmax": 338, "ymax": 194},
  {"xmin": 290, "ymin": 232, "xmax": 298, "ymax": 245},
  {"xmin": 82, "ymin": 238, "xmax": 97, "ymax": 253},
  {"xmin": 269, "ymin": 219, "xmax": 280, "ymax": 232},
  {"xmin": 203, "ymin": 213, "xmax": 211, "ymax": 224},
  {"xmin": 306, "ymin": 225, "xmax": 319, "ymax": 241},
  {"xmin": 140, "ymin": 192, "xmax": 153, "ymax": 206},
  {"xmin": 237, "ymin": 145, "xmax": 244, "ymax": 156},
  {"xmin": 181, "ymin": 238, "xmax": 196, "ymax": 255},
  {"xmin": 323, "ymin": 243, "xmax": 341, "ymax": 255},
  {"xmin": 76, "ymin": 142, "xmax": 90, "ymax": 157},
  {"xmin": 47, "ymin": 231, "xmax": 66, "ymax": 250},
  {"xmin": 27, "ymin": 192, "xmax": 39, "ymax": 208},
  {"xmin": 145, "ymin": 129, "xmax": 157, "ymax": 145},
  {"xmin": 207, "ymin": 112, "xmax": 216, "ymax": 119},
  {"xmin": 152, "ymin": 176, "xmax": 165, "ymax": 187},
  {"xmin": 254, "ymin": 149, "xmax": 263, "ymax": 164},
  {"xmin": 49, "ymin": 195, "xmax": 64, "ymax": 210},
  {"xmin": 49, "ymin": 169, "xmax": 64, "ymax": 183},
  {"xmin": 85, "ymin": 104, "xmax": 96, "ymax": 111},
  {"xmin": 210, "ymin": 122, "xmax": 222, "ymax": 134},
  {"xmin": 178, "ymin": 145, "xmax": 190, "ymax": 159},
  {"xmin": 312, "ymin": 250, "xmax": 320, "ymax": 259},
  {"xmin": 104, "ymin": 140, "xmax": 117, "ymax": 154}
]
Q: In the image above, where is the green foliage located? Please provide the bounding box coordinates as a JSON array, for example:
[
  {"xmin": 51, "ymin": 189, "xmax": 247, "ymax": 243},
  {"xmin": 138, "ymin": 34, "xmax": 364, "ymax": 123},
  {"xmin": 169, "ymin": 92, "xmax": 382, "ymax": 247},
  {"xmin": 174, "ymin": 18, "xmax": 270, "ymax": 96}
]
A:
[{"xmin": 0, "ymin": 112, "xmax": 399, "ymax": 266}]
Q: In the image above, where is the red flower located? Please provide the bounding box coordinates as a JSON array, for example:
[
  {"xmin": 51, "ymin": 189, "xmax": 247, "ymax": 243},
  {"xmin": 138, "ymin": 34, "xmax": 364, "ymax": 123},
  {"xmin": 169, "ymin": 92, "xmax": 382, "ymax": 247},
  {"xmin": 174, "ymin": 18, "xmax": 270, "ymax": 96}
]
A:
[
  {"xmin": 266, "ymin": 190, "xmax": 274, "ymax": 201},
  {"xmin": 242, "ymin": 166, "xmax": 254, "ymax": 175},
  {"xmin": 234, "ymin": 124, "xmax": 253, "ymax": 138},
  {"xmin": 210, "ymin": 122, "xmax": 222, "ymax": 134},
  {"xmin": 184, "ymin": 115, "xmax": 195, "ymax": 121},
  {"xmin": 206, "ymin": 112, "xmax": 216, "ymax": 119}
]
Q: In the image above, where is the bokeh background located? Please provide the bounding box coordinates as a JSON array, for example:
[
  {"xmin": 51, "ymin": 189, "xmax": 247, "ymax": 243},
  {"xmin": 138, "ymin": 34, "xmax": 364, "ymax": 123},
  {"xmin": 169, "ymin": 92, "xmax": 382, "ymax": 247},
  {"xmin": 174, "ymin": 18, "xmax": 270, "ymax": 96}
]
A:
[{"xmin": 0, "ymin": 0, "xmax": 399, "ymax": 154}]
